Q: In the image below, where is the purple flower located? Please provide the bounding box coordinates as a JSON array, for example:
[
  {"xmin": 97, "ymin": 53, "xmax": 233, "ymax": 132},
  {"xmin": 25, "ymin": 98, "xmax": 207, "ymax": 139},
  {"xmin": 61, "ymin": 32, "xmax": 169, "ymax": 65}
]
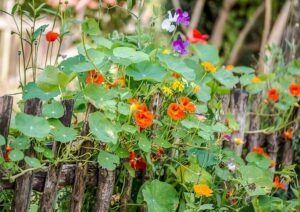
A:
[
  {"xmin": 176, "ymin": 9, "xmax": 190, "ymax": 26},
  {"xmin": 172, "ymin": 37, "xmax": 189, "ymax": 55},
  {"xmin": 224, "ymin": 135, "xmax": 232, "ymax": 142},
  {"xmin": 195, "ymin": 113, "xmax": 207, "ymax": 122},
  {"xmin": 227, "ymin": 159, "xmax": 236, "ymax": 171}
]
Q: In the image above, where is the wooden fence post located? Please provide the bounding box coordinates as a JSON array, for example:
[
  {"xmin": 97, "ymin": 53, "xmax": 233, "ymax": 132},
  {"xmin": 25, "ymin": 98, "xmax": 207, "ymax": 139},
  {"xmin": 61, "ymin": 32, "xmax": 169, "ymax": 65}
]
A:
[
  {"xmin": 11, "ymin": 98, "xmax": 42, "ymax": 212},
  {"xmin": 227, "ymin": 89, "xmax": 248, "ymax": 156},
  {"xmin": 0, "ymin": 95, "xmax": 13, "ymax": 191},
  {"xmin": 70, "ymin": 103, "xmax": 96, "ymax": 212},
  {"xmin": 39, "ymin": 100, "xmax": 75, "ymax": 212},
  {"xmin": 93, "ymin": 168, "xmax": 116, "ymax": 212},
  {"xmin": 0, "ymin": 96, "xmax": 13, "ymax": 153}
]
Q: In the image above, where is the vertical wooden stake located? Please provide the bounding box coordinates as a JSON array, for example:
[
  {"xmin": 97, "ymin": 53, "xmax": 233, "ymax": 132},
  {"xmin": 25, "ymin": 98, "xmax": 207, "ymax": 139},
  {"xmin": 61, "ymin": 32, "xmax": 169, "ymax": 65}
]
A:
[
  {"xmin": 70, "ymin": 103, "xmax": 96, "ymax": 212},
  {"xmin": 39, "ymin": 100, "xmax": 74, "ymax": 212},
  {"xmin": 229, "ymin": 89, "xmax": 248, "ymax": 156},
  {"xmin": 12, "ymin": 98, "xmax": 42, "ymax": 212},
  {"xmin": 0, "ymin": 96, "xmax": 13, "ymax": 153},
  {"xmin": 93, "ymin": 168, "xmax": 116, "ymax": 212}
]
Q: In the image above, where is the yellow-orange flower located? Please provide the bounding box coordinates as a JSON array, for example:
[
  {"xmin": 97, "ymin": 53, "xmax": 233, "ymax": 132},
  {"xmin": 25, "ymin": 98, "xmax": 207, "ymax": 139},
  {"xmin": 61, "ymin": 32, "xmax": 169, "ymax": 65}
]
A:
[
  {"xmin": 162, "ymin": 49, "xmax": 170, "ymax": 54},
  {"xmin": 234, "ymin": 138, "xmax": 244, "ymax": 145},
  {"xmin": 225, "ymin": 65, "xmax": 234, "ymax": 71},
  {"xmin": 172, "ymin": 80, "xmax": 185, "ymax": 92},
  {"xmin": 162, "ymin": 86, "xmax": 173, "ymax": 96},
  {"xmin": 251, "ymin": 76, "xmax": 262, "ymax": 84},
  {"xmin": 128, "ymin": 98, "xmax": 140, "ymax": 113},
  {"xmin": 201, "ymin": 62, "xmax": 217, "ymax": 73},
  {"xmin": 193, "ymin": 184, "xmax": 213, "ymax": 197}
]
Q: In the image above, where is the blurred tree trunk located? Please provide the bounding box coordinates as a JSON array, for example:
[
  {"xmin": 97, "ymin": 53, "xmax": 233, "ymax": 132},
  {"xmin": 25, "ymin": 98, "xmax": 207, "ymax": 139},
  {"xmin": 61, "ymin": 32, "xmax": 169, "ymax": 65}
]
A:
[
  {"xmin": 228, "ymin": 4, "xmax": 264, "ymax": 65},
  {"xmin": 210, "ymin": 0, "xmax": 236, "ymax": 50}
]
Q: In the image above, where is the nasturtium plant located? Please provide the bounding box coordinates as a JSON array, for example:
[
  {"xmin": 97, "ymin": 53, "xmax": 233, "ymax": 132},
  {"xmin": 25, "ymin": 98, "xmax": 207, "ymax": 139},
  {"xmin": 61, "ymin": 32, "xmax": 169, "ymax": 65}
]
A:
[
  {"xmin": 1, "ymin": 2, "xmax": 299, "ymax": 212},
  {"xmin": 97, "ymin": 151, "xmax": 120, "ymax": 171},
  {"xmin": 42, "ymin": 101, "xmax": 64, "ymax": 118},
  {"xmin": 141, "ymin": 180, "xmax": 179, "ymax": 212},
  {"xmin": 15, "ymin": 113, "xmax": 51, "ymax": 138}
]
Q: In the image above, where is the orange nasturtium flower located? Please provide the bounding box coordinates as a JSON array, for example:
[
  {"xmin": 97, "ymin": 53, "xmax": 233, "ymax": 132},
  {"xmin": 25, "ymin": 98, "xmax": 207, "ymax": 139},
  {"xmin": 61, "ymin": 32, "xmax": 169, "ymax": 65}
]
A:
[
  {"xmin": 134, "ymin": 109, "xmax": 154, "ymax": 129},
  {"xmin": 251, "ymin": 76, "xmax": 262, "ymax": 84},
  {"xmin": 289, "ymin": 83, "xmax": 300, "ymax": 96},
  {"xmin": 46, "ymin": 31, "xmax": 60, "ymax": 42},
  {"xmin": 252, "ymin": 147, "xmax": 270, "ymax": 158},
  {"xmin": 180, "ymin": 97, "xmax": 196, "ymax": 112},
  {"xmin": 193, "ymin": 184, "xmax": 213, "ymax": 197},
  {"xmin": 201, "ymin": 62, "xmax": 216, "ymax": 73},
  {"xmin": 86, "ymin": 70, "xmax": 105, "ymax": 84},
  {"xmin": 167, "ymin": 103, "xmax": 186, "ymax": 120},
  {"xmin": 268, "ymin": 89, "xmax": 279, "ymax": 102},
  {"xmin": 282, "ymin": 129, "xmax": 293, "ymax": 140},
  {"xmin": 272, "ymin": 176, "xmax": 285, "ymax": 190},
  {"xmin": 225, "ymin": 65, "xmax": 234, "ymax": 71}
]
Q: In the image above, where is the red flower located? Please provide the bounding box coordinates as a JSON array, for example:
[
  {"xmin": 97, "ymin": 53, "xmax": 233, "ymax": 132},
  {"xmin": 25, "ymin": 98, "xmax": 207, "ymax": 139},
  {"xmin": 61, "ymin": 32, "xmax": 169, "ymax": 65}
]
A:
[
  {"xmin": 167, "ymin": 103, "xmax": 186, "ymax": 120},
  {"xmin": 180, "ymin": 97, "xmax": 196, "ymax": 112},
  {"xmin": 289, "ymin": 83, "xmax": 300, "ymax": 96},
  {"xmin": 268, "ymin": 89, "xmax": 279, "ymax": 102},
  {"xmin": 187, "ymin": 29, "xmax": 209, "ymax": 44},
  {"xmin": 283, "ymin": 129, "xmax": 293, "ymax": 140},
  {"xmin": 46, "ymin": 32, "xmax": 60, "ymax": 42},
  {"xmin": 128, "ymin": 151, "xmax": 147, "ymax": 170},
  {"xmin": 135, "ymin": 110, "xmax": 154, "ymax": 129},
  {"xmin": 86, "ymin": 70, "xmax": 105, "ymax": 84},
  {"xmin": 272, "ymin": 176, "xmax": 285, "ymax": 190},
  {"xmin": 4, "ymin": 145, "xmax": 12, "ymax": 161}
]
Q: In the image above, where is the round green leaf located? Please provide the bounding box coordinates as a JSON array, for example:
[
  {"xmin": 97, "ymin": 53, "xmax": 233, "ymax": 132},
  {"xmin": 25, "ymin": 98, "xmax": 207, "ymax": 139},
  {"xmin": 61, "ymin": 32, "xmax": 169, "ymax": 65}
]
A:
[
  {"xmin": 42, "ymin": 101, "xmax": 64, "ymax": 118},
  {"xmin": 97, "ymin": 151, "xmax": 120, "ymax": 170},
  {"xmin": 51, "ymin": 127, "xmax": 77, "ymax": 143},
  {"xmin": 0, "ymin": 135, "xmax": 5, "ymax": 146},
  {"xmin": 141, "ymin": 180, "xmax": 179, "ymax": 212},
  {"xmin": 24, "ymin": 156, "xmax": 41, "ymax": 168},
  {"xmin": 11, "ymin": 136, "xmax": 30, "ymax": 150},
  {"xmin": 89, "ymin": 112, "xmax": 118, "ymax": 144},
  {"xmin": 139, "ymin": 134, "xmax": 151, "ymax": 152},
  {"xmin": 9, "ymin": 149, "xmax": 24, "ymax": 161},
  {"xmin": 15, "ymin": 112, "xmax": 51, "ymax": 138}
]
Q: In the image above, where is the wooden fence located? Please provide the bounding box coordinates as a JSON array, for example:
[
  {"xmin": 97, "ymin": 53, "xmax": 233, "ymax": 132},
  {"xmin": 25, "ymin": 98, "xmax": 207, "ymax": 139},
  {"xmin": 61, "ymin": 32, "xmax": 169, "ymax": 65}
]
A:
[{"xmin": 0, "ymin": 96, "xmax": 116, "ymax": 212}]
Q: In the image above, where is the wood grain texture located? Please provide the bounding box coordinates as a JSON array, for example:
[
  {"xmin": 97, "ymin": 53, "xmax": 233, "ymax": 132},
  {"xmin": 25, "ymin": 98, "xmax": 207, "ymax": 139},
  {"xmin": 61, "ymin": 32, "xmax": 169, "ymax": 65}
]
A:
[
  {"xmin": 12, "ymin": 98, "xmax": 42, "ymax": 212},
  {"xmin": 0, "ymin": 95, "xmax": 13, "ymax": 153},
  {"xmin": 39, "ymin": 100, "xmax": 75, "ymax": 212},
  {"xmin": 70, "ymin": 103, "xmax": 96, "ymax": 212}
]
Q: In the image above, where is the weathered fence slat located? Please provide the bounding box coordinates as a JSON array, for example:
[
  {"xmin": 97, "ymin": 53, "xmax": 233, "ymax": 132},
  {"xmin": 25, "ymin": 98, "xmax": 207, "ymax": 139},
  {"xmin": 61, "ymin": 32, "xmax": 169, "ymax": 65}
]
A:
[
  {"xmin": 0, "ymin": 95, "xmax": 13, "ymax": 191},
  {"xmin": 39, "ymin": 100, "xmax": 75, "ymax": 212},
  {"xmin": 93, "ymin": 168, "xmax": 116, "ymax": 212},
  {"xmin": 247, "ymin": 93, "xmax": 263, "ymax": 152},
  {"xmin": 226, "ymin": 89, "xmax": 248, "ymax": 156},
  {"xmin": 120, "ymin": 173, "xmax": 133, "ymax": 212},
  {"xmin": 70, "ymin": 103, "xmax": 96, "ymax": 212},
  {"xmin": 0, "ymin": 96, "xmax": 13, "ymax": 153},
  {"xmin": 12, "ymin": 98, "xmax": 42, "ymax": 212}
]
